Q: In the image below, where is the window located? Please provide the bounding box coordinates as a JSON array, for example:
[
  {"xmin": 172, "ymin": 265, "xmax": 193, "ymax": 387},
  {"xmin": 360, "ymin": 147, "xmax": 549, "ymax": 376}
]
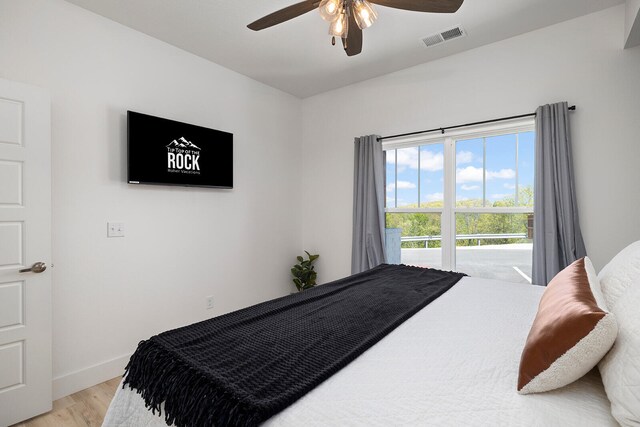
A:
[{"xmin": 384, "ymin": 120, "xmax": 534, "ymax": 283}]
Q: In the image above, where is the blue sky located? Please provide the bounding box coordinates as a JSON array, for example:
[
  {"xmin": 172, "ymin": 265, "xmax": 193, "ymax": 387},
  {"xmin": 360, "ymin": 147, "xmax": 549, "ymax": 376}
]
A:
[{"xmin": 386, "ymin": 131, "xmax": 534, "ymax": 207}]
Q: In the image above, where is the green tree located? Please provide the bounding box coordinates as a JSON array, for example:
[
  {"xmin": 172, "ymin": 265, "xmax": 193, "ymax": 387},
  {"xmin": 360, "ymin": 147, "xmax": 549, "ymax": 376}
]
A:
[{"xmin": 386, "ymin": 186, "xmax": 533, "ymax": 247}]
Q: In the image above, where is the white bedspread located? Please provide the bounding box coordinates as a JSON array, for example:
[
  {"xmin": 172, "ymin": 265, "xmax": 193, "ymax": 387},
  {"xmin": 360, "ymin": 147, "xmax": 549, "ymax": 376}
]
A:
[{"xmin": 103, "ymin": 277, "xmax": 617, "ymax": 426}]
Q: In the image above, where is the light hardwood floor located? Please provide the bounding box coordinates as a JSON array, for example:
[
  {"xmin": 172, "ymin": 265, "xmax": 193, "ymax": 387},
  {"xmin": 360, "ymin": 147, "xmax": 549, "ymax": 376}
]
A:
[{"xmin": 10, "ymin": 377, "xmax": 122, "ymax": 427}]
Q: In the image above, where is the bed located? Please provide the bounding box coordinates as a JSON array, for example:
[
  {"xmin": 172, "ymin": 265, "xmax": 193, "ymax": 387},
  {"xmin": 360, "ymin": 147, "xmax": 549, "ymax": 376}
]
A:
[{"xmin": 103, "ymin": 275, "xmax": 618, "ymax": 426}]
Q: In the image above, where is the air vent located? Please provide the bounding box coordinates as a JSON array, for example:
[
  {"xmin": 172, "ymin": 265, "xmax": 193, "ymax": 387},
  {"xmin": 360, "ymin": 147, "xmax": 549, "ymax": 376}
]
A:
[{"xmin": 421, "ymin": 25, "xmax": 466, "ymax": 47}]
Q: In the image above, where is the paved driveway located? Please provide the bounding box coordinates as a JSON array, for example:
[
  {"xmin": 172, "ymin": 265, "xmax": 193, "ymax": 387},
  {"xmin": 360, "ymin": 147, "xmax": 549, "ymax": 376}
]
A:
[{"xmin": 401, "ymin": 244, "xmax": 533, "ymax": 284}]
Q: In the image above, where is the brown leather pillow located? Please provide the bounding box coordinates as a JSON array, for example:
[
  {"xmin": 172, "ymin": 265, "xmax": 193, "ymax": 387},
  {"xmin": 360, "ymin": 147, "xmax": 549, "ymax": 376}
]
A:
[{"xmin": 518, "ymin": 257, "xmax": 617, "ymax": 394}]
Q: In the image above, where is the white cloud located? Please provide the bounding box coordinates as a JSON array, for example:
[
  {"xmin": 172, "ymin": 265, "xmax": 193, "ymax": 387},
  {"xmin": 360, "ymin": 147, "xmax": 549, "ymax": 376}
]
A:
[
  {"xmin": 420, "ymin": 150, "xmax": 444, "ymax": 172},
  {"xmin": 456, "ymin": 166, "xmax": 483, "ymax": 183},
  {"xmin": 390, "ymin": 147, "xmax": 417, "ymax": 169},
  {"xmin": 488, "ymin": 169, "xmax": 516, "ymax": 180},
  {"xmin": 396, "ymin": 181, "xmax": 416, "ymax": 189},
  {"xmin": 490, "ymin": 193, "xmax": 511, "ymax": 200},
  {"xmin": 461, "ymin": 184, "xmax": 480, "ymax": 191},
  {"xmin": 388, "ymin": 147, "xmax": 443, "ymax": 172},
  {"xmin": 456, "ymin": 167, "xmax": 516, "ymax": 184},
  {"xmin": 386, "ymin": 180, "xmax": 416, "ymax": 193},
  {"xmin": 456, "ymin": 150, "xmax": 474, "ymax": 165},
  {"xmin": 424, "ymin": 192, "xmax": 444, "ymax": 202},
  {"xmin": 504, "ymin": 183, "xmax": 516, "ymax": 190}
]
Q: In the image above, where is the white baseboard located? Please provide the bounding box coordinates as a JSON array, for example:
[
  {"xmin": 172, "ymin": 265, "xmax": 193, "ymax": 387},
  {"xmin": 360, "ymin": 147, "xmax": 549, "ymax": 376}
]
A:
[{"xmin": 52, "ymin": 353, "xmax": 131, "ymax": 400}]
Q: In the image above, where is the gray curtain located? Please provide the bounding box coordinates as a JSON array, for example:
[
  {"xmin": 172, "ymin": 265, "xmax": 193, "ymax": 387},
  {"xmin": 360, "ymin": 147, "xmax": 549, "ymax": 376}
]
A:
[
  {"xmin": 532, "ymin": 102, "xmax": 586, "ymax": 285},
  {"xmin": 351, "ymin": 135, "xmax": 386, "ymax": 274}
]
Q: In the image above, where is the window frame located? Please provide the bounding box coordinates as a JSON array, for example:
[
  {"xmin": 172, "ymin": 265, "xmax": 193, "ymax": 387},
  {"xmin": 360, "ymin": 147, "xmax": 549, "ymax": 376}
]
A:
[{"xmin": 383, "ymin": 118, "xmax": 535, "ymax": 271}]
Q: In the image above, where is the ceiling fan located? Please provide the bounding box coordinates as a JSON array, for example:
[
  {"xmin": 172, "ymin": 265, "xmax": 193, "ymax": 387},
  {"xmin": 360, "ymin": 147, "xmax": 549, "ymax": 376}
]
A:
[{"xmin": 247, "ymin": 0, "xmax": 464, "ymax": 57}]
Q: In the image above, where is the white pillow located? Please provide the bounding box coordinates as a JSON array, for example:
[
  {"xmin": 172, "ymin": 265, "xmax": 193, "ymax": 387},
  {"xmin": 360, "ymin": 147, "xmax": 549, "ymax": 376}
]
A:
[
  {"xmin": 517, "ymin": 257, "xmax": 617, "ymax": 394},
  {"xmin": 597, "ymin": 241, "xmax": 640, "ymax": 426}
]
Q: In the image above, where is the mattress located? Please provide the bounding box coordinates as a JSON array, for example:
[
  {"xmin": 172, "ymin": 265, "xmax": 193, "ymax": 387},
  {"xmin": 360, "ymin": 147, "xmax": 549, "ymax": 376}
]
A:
[{"xmin": 103, "ymin": 276, "xmax": 617, "ymax": 426}]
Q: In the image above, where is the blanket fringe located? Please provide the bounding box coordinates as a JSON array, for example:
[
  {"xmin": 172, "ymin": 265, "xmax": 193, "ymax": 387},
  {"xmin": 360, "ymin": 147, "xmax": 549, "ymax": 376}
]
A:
[{"xmin": 123, "ymin": 339, "xmax": 264, "ymax": 427}]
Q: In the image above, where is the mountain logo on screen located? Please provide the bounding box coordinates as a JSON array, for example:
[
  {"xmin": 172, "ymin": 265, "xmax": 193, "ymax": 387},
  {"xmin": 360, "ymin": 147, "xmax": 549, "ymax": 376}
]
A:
[
  {"xmin": 166, "ymin": 137, "xmax": 201, "ymax": 175},
  {"xmin": 166, "ymin": 137, "xmax": 200, "ymax": 150}
]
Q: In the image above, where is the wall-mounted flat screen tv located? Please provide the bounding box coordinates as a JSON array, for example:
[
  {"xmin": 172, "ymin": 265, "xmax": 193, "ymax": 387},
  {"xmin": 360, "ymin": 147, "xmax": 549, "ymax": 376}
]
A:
[{"xmin": 127, "ymin": 111, "xmax": 233, "ymax": 188}]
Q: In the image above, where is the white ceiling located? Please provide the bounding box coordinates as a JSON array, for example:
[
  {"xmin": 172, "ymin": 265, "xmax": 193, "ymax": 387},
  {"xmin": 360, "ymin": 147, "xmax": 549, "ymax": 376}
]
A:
[{"xmin": 64, "ymin": 0, "xmax": 623, "ymax": 98}]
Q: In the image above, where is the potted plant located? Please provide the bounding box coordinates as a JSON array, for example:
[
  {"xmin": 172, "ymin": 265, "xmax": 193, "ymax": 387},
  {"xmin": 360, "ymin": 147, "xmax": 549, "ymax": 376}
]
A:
[{"xmin": 291, "ymin": 251, "xmax": 319, "ymax": 291}]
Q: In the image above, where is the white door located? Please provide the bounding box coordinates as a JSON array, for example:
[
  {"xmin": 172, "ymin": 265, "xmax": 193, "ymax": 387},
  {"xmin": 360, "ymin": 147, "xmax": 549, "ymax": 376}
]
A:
[{"xmin": 0, "ymin": 78, "xmax": 51, "ymax": 426}]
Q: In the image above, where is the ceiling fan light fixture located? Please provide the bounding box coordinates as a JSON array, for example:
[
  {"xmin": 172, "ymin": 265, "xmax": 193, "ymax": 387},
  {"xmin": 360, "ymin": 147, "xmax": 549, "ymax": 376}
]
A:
[
  {"xmin": 247, "ymin": 0, "xmax": 464, "ymax": 57},
  {"xmin": 353, "ymin": 0, "xmax": 378, "ymax": 30},
  {"xmin": 328, "ymin": 8, "xmax": 349, "ymax": 38},
  {"xmin": 319, "ymin": 0, "xmax": 342, "ymax": 22}
]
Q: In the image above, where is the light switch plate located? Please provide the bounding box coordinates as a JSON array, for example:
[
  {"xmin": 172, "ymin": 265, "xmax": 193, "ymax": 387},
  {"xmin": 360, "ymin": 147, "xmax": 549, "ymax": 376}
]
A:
[{"xmin": 107, "ymin": 222, "xmax": 125, "ymax": 238}]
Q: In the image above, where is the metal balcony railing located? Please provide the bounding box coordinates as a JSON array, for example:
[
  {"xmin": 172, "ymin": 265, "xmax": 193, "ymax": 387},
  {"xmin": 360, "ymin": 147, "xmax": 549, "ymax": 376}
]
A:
[{"xmin": 401, "ymin": 233, "xmax": 528, "ymax": 248}]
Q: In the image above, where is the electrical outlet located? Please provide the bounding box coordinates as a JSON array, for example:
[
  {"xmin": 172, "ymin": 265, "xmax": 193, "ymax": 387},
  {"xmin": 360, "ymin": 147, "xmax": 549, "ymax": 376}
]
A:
[
  {"xmin": 206, "ymin": 296, "xmax": 214, "ymax": 310},
  {"xmin": 107, "ymin": 222, "xmax": 125, "ymax": 238}
]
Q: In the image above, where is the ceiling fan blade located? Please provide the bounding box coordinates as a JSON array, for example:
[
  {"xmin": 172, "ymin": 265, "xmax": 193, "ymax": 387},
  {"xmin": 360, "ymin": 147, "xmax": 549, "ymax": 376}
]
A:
[
  {"xmin": 342, "ymin": 14, "xmax": 363, "ymax": 56},
  {"xmin": 248, "ymin": 1, "xmax": 320, "ymax": 31},
  {"xmin": 342, "ymin": 15, "xmax": 362, "ymax": 56},
  {"xmin": 368, "ymin": 0, "xmax": 463, "ymax": 13}
]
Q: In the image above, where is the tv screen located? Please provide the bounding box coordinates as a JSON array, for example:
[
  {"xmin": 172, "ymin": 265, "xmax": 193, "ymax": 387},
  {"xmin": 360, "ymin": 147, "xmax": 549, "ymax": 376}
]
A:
[{"xmin": 127, "ymin": 111, "xmax": 233, "ymax": 188}]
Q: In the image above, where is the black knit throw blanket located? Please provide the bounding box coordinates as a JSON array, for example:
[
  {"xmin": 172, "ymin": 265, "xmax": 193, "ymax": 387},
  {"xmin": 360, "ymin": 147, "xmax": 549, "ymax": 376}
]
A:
[{"xmin": 123, "ymin": 264, "xmax": 465, "ymax": 427}]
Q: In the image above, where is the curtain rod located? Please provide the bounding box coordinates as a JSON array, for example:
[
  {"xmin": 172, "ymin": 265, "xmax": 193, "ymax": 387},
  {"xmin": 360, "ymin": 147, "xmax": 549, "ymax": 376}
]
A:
[{"xmin": 377, "ymin": 105, "xmax": 576, "ymax": 142}]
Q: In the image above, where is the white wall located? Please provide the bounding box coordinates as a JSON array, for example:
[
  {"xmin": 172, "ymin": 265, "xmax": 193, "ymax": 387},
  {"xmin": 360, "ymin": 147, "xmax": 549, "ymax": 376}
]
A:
[
  {"xmin": 0, "ymin": 0, "xmax": 302, "ymax": 398},
  {"xmin": 301, "ymin": 5, "xmax": 640, "ymax": 283},
  {"xmin": 626, "ymin": 0, "xmax": 640, "ymax": 47}
]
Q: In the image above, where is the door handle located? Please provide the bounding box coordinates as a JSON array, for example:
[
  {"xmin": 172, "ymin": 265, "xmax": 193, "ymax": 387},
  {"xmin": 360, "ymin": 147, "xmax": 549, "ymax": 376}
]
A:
[{"xmin": 19, "ymin": 262, "xmax": 47, "ymax": 274}]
